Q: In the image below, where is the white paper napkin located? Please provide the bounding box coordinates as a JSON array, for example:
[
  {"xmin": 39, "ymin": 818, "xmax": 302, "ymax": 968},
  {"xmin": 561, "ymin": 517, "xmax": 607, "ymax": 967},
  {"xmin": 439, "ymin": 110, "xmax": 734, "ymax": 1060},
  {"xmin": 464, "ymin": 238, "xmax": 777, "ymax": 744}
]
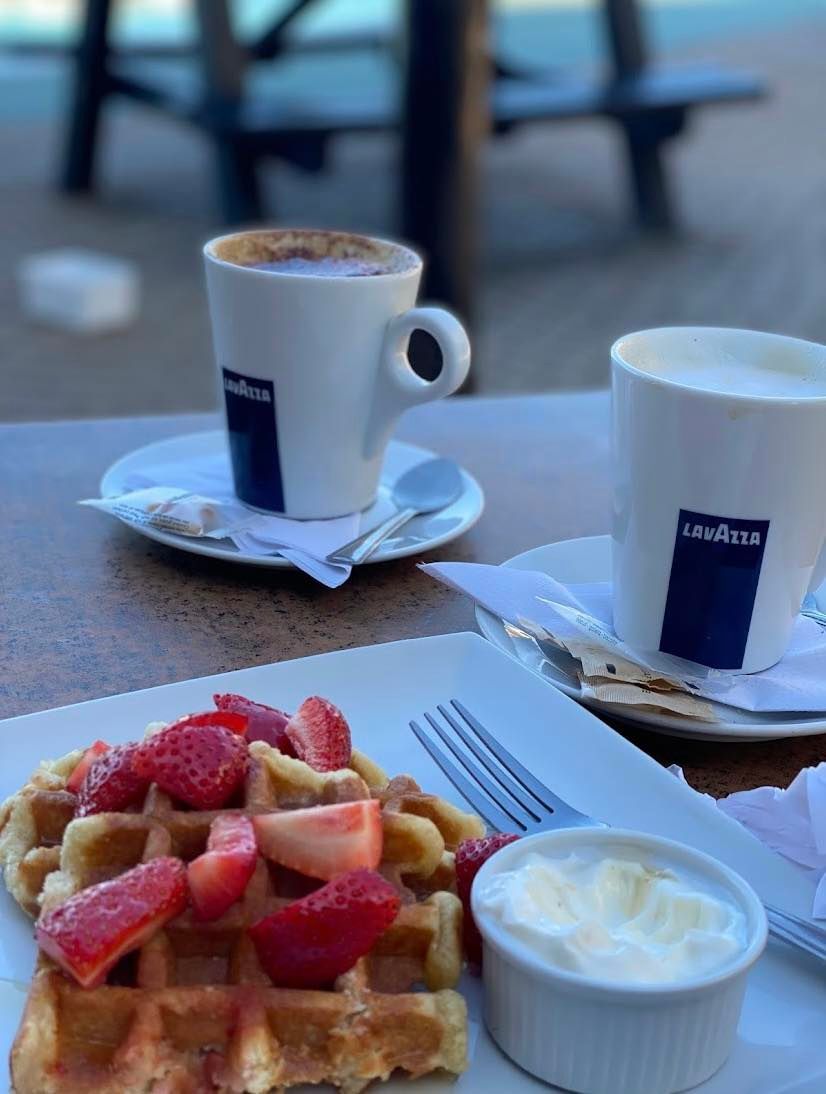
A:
[
  {"xmin": 85, "ymin": 450, "xmax": 369, "ymax": 588},
  {"xmin": 421, "ymin": 562, "xmax": 826, "ymax": 713},
  {"xmin": 670, "ymin": 764, "xmax": 826, "ymax": 919}
]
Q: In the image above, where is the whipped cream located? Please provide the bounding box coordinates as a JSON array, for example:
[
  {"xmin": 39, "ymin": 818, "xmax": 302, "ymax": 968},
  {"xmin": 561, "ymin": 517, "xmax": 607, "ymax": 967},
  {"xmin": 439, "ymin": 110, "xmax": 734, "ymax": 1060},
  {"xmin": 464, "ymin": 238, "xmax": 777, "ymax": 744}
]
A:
[{"xmin": 476, "ymin": 851, "xmax": 748, "ymax": 985}]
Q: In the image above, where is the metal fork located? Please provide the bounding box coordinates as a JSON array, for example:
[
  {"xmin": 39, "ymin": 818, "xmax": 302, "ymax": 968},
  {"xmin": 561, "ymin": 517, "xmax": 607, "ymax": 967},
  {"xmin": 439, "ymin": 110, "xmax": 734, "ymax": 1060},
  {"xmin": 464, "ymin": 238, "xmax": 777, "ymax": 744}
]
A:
[{"xmin": 410, "ymin": 699, "xmax": 826, "ymax": 965}]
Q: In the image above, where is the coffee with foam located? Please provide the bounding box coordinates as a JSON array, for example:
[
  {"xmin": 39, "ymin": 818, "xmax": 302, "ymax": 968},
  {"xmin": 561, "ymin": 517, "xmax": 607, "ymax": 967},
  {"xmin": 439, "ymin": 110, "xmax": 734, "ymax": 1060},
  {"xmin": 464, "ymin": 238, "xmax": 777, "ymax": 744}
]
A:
[
  {"xmin": 249, "ymin": 256, "xmax": 387, "ymax": 277},
  {"xmin": 209, "ymin": 229, "xmax": 417, "ymax": 279},
  {"xmin": 618, "ymin": 332, "xmax": 826, "ymax": 399}
]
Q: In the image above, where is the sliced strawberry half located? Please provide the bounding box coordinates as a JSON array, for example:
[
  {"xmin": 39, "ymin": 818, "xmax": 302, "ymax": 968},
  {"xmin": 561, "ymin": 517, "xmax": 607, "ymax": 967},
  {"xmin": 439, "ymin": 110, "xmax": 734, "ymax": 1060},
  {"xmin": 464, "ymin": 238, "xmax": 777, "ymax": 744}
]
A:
[
  {"xmin": 214, "ymin": 693, "xmax": 293, "ymax": 752},
  {"xmin": 254, "ymin": 800, "xmax": 381, "ymax": 881},
  {"xmin": 456, "ymin": 833, "xmax": 520, "ymax": 968},
  {"xmin": 284, "ymin": 696, "xmax": 351, "ymax": 772},
  {"xmin": 188, "ymin": 814, "xmax": 257, "ymax": 921},
  {"xmin": 167, "ymin": 710, "xmax": 249, "ymax": 737},
  {"xmin": 66, "ymin": 740, "xmax": 109, "ymax": 794},
  {"xmin": 75, "ymin": 742, "xmax": 150, "ymax": 818},
  {"xmin": 36, "ymin": 856, "xmax": 187, "ymax": 988},
  {"xmin": 133, "ymin": 722, "xmax": 248, "ymax": 810},
  {"xmin": 249, "ymin": 868, "xmax": 400, "ymax": 988}
]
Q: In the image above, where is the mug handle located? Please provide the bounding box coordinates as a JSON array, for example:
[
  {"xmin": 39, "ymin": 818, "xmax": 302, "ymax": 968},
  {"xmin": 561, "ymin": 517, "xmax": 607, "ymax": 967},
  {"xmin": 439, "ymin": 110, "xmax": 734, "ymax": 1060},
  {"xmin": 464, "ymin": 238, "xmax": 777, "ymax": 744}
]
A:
[{"xmin": 364, "ymin": 306, "xmax": 471, "ymax": 459}]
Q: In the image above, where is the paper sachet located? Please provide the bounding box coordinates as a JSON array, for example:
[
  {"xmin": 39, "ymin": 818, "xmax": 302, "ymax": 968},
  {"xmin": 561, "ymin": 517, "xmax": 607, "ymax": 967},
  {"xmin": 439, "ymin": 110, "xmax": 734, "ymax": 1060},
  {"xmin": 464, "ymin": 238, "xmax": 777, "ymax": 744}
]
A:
[
  {"xmin": 79, "ymin": 450, "xmax": 364, "ymax": 588},
  {"xmin": 579, "ymin": 679, "xmax": 716, "ymax": 720},
  {"xmin": 422, "ymin": 562, "xmax": 826, "ymax": 715},
  {"xmin": 79, "ymin": 487, "xmax": 255, "ymax": 539},
  {"xmin": 511, "ymin": 611, "xmax": 716, "ymax": 721}
]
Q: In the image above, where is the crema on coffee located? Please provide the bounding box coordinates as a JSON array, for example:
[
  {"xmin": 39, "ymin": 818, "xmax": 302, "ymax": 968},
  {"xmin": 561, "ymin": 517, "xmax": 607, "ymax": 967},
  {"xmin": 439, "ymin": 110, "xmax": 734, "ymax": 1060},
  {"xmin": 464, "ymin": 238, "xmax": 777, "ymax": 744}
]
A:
[
  {"xmin": 209, "ymin": 229, "xmax": 417, "ymax": 279},
  {"xmin": 248, "ymin": 256, "xmax": 387, "ymax": 277}
]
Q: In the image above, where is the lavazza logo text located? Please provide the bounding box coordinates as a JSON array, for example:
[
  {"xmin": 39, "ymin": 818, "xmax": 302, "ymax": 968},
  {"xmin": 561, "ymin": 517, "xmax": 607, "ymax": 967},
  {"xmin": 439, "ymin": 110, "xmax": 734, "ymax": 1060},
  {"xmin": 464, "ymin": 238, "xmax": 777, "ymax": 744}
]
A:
[
  {"xmin": 224, "ymin": 376, "xmax": 271, "ymax": 403},
  {"xmin": 681, "ymin": 519, "xmax": 762, "ymax": 546}
]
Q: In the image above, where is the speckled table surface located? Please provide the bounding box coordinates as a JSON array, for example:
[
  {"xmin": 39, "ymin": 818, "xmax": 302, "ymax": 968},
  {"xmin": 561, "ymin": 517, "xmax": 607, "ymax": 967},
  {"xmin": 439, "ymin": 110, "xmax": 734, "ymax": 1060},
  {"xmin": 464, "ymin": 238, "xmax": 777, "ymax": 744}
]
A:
[{"xmin": 2, "ymin": 392, "xmax": 823, "ymax": 797}]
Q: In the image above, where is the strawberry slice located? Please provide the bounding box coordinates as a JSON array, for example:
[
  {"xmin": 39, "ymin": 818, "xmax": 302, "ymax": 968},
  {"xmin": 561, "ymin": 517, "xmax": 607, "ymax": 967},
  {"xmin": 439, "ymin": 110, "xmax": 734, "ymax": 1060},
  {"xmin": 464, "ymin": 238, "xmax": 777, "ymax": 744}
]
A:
[
  {"xmin": 66, "ymin": 740, "xmax": 109, "ymax": 793},
  {"xmin": 133, "ymin": 722, "xmax": 248, "ymax": 810},
  {"xmin": 188, "ymin": 814, "xmax": 257, "ymax": 921},
  {"xmin": 456, "ymin": 833, "xmax": 520, "ymax": 968},
  {"xmin": 36, "ymin": 857, "xmax": 187, "ymax": 988},
  {"xmin": 214, "ymin": 693, "xmax": 294, "ymax": 751},
  {"xmin": 75, "ymin": 742, "xmax": 150, "ymax": 818},
  {"xmin": 284, "ymin": 696, "xmax": 351, "ymax": 772},
  {"xmin": 168, "ymin": 710, "xmax": 249, "ymax": 737},
  {"xmin": 250, "ymin": 868, "xmax": 400, "ymax": 988},
  {"xmin": 254, "ymin": 800, "xmax": 381, "ymax": 881}
]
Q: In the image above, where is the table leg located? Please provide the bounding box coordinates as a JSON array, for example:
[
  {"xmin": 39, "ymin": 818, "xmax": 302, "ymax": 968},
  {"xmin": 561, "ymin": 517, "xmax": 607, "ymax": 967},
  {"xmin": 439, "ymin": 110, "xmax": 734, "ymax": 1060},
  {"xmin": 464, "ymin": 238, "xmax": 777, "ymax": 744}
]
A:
[
  {"xmin": 60, "ymin": 0, "xmax": 112, "ymax": 192},
  {"xmin": 213, "ymin": 137, "xmax": 263, "ymax": 224},
  {"xmin": 621, "ymin": 112, "xmax": 683, "ymax": 232},
  {"xmin": 400, "ymin": 0, "xmax": 489, "ymax": 330},
  {"xmin": 195, "ymin": 0, "xmax": 263, "ymax": 223},
  {"xmin": 602, "ymin": 0, "xmax": 676, "ymax": 230}
]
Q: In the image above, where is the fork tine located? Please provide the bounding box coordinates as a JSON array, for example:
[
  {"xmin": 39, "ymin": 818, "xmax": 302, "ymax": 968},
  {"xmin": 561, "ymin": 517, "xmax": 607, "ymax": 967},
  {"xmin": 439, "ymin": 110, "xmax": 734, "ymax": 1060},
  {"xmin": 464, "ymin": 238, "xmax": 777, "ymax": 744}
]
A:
[
  {"xmin": 410, "ymin": 720, "xmax": 520, "ymax": 833},
  {"xmin": 423, "ymin": 712, "xmax": 537, "ymax": 829},
  {"xmin": 435, "ymin": 704, "xmax": 546, "ymax": 820},
  {"xmin": 451, "ymin": 699, "xmax": 589, "ymax": 822}
]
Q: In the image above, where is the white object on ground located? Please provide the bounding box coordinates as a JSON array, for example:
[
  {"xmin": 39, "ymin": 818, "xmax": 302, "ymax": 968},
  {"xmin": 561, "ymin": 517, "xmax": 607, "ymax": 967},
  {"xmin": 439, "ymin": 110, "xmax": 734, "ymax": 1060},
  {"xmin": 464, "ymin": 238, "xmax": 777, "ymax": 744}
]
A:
[{"xmin": 17, "ymin": 248, "xmax": 140, "ymax": 333}]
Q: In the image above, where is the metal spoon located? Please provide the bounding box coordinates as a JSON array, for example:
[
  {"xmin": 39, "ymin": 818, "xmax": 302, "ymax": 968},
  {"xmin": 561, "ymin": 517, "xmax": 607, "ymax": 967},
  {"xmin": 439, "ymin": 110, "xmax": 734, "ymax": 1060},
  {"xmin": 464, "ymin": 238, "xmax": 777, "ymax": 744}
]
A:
[
  {"xmin": 326, "ymin": 458, "xmax": 464, "ymax": 565},
  {"xmin": 801, "ymin": 593, "xmax": 826, "ymax": 627}
]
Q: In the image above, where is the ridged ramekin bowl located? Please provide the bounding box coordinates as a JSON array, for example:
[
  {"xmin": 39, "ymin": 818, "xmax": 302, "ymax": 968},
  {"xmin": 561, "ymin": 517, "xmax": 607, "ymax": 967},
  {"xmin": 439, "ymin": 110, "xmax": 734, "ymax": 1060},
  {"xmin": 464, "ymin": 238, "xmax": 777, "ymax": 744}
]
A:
[{"xmin": 472, "ymin": 828, "xmax": 768, "ymax": 1094}]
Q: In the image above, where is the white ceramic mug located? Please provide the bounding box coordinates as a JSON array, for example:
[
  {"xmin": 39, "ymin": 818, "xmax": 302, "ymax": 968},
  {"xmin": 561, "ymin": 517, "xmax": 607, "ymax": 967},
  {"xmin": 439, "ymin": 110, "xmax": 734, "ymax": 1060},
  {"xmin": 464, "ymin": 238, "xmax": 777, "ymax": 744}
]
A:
[
  {"xmin": 203, "ymin": 228, "xmax": 471, "ymax": 519},
  {"xmin": 612, "ymin": 327, "xmax": 826, "ymax": 674}
]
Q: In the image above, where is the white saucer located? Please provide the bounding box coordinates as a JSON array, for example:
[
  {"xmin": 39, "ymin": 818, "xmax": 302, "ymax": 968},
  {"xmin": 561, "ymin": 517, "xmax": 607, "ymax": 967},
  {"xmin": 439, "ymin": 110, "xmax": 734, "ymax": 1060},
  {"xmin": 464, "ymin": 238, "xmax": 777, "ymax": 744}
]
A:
[
  {"xmin": 475, "ymin": 535, "xmax": 826, "ymax": 742},
  {"xmin": 101, "ymin": 432, "xmax": 484, "ymax": 569}
]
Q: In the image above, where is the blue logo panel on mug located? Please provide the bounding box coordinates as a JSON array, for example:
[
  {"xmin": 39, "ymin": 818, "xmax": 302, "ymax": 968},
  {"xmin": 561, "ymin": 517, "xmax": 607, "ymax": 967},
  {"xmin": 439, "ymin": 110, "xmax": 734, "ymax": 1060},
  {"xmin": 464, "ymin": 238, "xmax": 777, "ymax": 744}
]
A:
[
  {"xmin": 222, "ymin": 367, "xmax": 284, "ymax": 513},
  {"xmin": 659, "ymin": 509, "xmax": 770, "ymax": 670}
]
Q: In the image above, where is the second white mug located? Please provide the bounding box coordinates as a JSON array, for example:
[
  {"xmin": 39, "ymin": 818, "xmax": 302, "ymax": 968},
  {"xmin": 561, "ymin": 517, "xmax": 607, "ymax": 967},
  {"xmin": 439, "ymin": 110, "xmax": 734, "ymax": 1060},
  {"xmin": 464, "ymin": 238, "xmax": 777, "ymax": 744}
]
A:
[{"xmin": 612, "ymin": 326, "xmax": 826, "ymax": 674}]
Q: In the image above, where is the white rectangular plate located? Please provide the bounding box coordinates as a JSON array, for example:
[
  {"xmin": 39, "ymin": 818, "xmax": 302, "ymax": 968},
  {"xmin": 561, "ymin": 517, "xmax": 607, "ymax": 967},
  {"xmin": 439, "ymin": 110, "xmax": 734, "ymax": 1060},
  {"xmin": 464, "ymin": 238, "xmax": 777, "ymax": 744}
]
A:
[{"xmin": 1, "ymin": 633, "xmax": 825, "ymax": 1093}]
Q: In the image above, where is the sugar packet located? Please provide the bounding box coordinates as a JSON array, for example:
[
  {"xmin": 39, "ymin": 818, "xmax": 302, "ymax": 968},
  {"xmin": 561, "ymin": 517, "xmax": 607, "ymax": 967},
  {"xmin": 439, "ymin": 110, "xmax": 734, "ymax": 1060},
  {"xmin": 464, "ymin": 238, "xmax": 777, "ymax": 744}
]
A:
[{"xmin": 79, "ymin": 487, "xmax": 254, "ymax": 540}]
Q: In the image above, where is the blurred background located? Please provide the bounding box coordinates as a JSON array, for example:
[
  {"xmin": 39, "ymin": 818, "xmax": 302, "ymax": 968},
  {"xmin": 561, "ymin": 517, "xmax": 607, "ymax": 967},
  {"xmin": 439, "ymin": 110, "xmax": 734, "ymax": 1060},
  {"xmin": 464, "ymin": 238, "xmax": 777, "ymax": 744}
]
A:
[{"xmin": 1, "ymin": 0, "xmax": 824, "ymax": 422}]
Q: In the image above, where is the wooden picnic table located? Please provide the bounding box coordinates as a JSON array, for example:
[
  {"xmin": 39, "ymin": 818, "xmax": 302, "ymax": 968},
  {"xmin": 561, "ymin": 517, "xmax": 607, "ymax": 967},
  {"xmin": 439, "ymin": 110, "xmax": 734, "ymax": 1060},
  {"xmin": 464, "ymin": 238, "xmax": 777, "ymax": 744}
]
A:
[
  {"xmin": 57, "ymin": 0, "xmax": 761, "ymax": 326},
  {"xmin": 3, "ymin": 392, "xmax": 821, "ymax": 798}
]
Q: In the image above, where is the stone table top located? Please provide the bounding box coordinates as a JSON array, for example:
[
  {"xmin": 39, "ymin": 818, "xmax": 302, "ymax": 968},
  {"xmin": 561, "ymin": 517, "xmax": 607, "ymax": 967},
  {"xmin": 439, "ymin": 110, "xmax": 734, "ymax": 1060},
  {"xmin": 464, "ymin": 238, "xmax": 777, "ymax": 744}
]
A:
[{"xmin": 2, "ymin": 392, "xmax": 823, "ymax": 798}]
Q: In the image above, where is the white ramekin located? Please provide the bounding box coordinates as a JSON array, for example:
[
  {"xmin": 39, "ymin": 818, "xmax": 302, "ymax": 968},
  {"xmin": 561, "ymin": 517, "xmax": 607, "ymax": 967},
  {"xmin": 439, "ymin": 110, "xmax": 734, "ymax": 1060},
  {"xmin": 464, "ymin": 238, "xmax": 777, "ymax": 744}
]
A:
[{"xmin": 471, "ymin": 828, "xmax": 768, "ymax": 1094}]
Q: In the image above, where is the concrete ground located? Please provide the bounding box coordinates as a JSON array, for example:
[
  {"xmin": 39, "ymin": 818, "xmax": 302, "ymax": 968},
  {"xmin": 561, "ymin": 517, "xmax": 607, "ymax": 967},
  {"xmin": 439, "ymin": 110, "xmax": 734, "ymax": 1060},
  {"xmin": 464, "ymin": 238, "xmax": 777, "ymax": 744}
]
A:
[{"xmin": 1, "ymin": 13, "xmax": 824, "ymax": 422}]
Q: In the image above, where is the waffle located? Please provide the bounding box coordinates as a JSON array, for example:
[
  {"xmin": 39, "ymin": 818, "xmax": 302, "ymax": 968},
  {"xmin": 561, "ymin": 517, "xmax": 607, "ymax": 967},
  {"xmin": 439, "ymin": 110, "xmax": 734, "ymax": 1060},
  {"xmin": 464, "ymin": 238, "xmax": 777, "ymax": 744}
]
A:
[
  {"xmin": 3, "ymin": 731, "xmax": 485, "ymax": 1093},
  {"xmin": 0, "ymin": 749, "xmax": 81, "ymax": 918}
]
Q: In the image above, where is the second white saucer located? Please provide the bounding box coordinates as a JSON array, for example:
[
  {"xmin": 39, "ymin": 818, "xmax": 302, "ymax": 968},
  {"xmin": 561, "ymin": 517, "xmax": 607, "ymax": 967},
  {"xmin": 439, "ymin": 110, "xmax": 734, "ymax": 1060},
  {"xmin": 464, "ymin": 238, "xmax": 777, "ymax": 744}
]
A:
[{"xmin": 475, "ymin": 535, "xmax": 826, "ymax": 742}]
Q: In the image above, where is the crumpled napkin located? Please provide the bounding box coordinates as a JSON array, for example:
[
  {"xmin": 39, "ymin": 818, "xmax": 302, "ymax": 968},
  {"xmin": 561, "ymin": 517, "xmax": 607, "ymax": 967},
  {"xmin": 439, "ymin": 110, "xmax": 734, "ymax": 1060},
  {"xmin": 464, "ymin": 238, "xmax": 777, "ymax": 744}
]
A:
[
  {"xmin": 421, "ymin": 562, "xmax": 826, "ymax": 715},
  {"xmin": 671, "ymin": 764, "xmax": 826, "ymax": 919},
  {"xmin": 80, "ymin": 449, "xmax": 386, "ymax": 588}
]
